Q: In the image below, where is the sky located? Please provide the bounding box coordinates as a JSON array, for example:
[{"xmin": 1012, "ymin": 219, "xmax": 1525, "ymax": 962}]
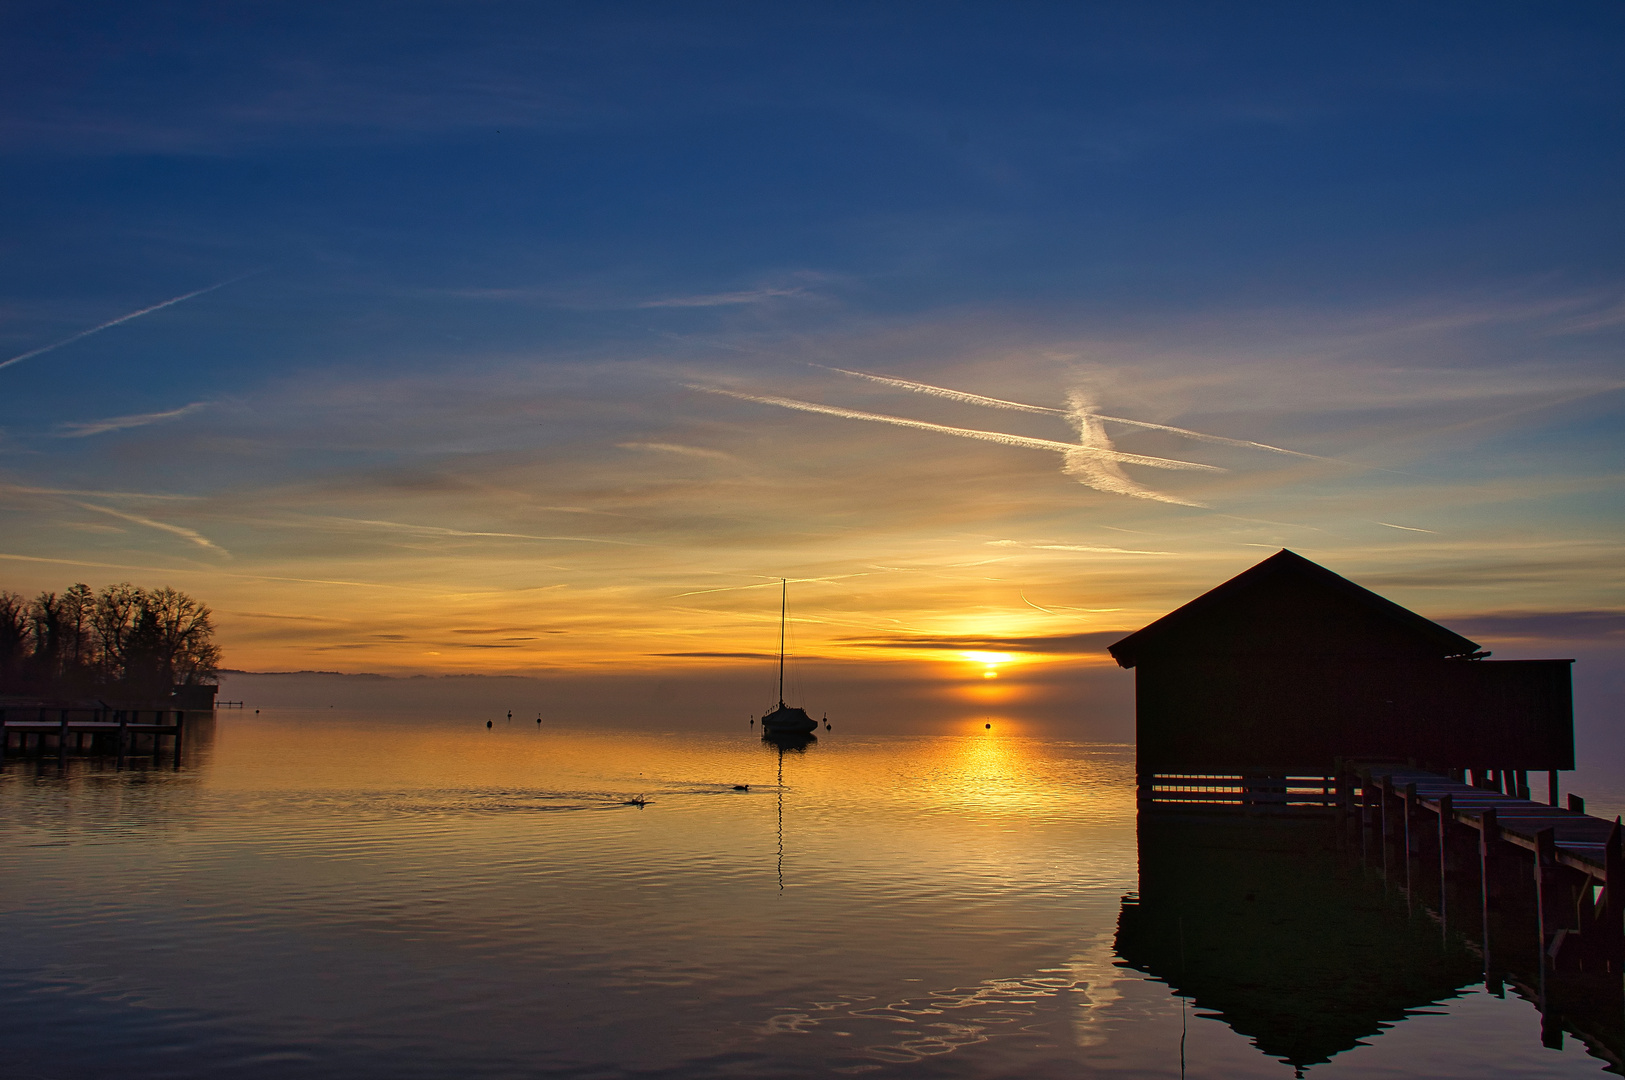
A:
[{"xmin": 1, "ymin": 2, "xmax": 1622, "ymax": 706}]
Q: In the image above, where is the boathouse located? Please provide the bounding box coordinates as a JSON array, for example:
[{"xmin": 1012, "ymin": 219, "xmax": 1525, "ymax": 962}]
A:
[{"xmin": 1109, "ymin": 550, "xmax": 1574, "ymax": 806}]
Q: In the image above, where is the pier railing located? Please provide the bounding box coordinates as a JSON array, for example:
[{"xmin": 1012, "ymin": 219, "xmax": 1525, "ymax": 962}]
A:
[{"xmin": 1141, "ymin": 772, "xmax": 1340, "ymax": 809}]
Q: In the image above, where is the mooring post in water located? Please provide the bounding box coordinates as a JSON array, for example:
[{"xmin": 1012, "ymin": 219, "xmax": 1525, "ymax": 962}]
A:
[
  {"xmin": 1438, "ymin": 792, "xmax": 1454, "ymax": 932},
  {"xmin": 173, "ymin": 712, "xmax": 185, "ymax": 770}
]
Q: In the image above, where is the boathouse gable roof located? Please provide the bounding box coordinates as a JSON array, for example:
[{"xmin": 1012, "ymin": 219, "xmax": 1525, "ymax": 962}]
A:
[{"xmin": 1108, "ymin": 549, "xmax": 1480, "ymax": 668}]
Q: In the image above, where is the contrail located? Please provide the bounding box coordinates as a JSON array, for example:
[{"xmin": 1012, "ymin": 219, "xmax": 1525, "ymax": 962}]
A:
[
  {"xmin": 291, "ymin": 515, "xmax": 650, "ymax": 546},
  {"xmin": 1376, "ymin": 521, "xmax": 1438, "ymax": 534},
  {"xmin": 57, "ymin": 402, "xmax": 209, "ymax": 438},
  {"xmin": 823, "ymin": 365, "xmax": 1339, "ymax": 462},
  {"xmin": 822, "ymin": 365, "xmax": 1064, "ymax": 416},
  {"xmin": 76, "ymin": 502, "xmax": 225, "ymax": 553},
  {"xmin": 0, "ymin": 272, "xmax": 260, "ymax": 373},
  {"xmin": 691, "ymin": 386, "xmax": 1222, "ymax": 472}
]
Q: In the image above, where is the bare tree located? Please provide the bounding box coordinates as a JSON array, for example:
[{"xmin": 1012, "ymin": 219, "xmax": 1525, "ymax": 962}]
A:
[
  {"xmin": 91, "ymin": 582, "xmax": 143, "ymax": 684},
  {"xmin": 0, "ymin": 581, "xmax": 221, "ymax": 697},
  {"xmin": 0, "ymin": 591, "xmax": 28, "ymax": 684},
  {"xmin": 124, "ymin": 587, "xmax": 220, "ymax": 693},
  {"xmin": 59, "ymin": 583, "xmax": 95, "ymax": 678},
  {"xmin": 28, "ymin": 591, "xmax": 65, "ymax": 682}
]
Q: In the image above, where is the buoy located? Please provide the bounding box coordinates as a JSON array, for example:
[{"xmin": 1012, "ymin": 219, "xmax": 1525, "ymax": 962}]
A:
[
  {"xmin": 985, "ymin": 723, "xmax": 991, "ymax": 729},
  {"xmin": 486, "ymin": 720, "xmax": 493, "ymax": 729}
]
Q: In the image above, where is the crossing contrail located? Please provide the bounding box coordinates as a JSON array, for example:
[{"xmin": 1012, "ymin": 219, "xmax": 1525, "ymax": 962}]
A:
[
  {"xmin": 821, "ymin": 365, "xmax": 1340, "ymax": 462},
  {"xmin": 691, "ymin": 386, "xmax": 1223, "ymax": 472},
  {"xmin": 0, "ymin": 271, "xmax": 259, "ymax": 373}
]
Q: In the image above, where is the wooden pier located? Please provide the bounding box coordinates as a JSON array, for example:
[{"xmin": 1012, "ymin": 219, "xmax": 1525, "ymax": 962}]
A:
[
  {"xmin": 1348, "ymin": 763, "xmax": 1625, "ymax": 974},
  {"xmin": 0, "ymin": 706, "xmax": 188, "ymax": 767}
]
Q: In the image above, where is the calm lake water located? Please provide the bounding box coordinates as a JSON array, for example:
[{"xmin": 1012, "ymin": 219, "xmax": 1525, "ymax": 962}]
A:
[{"xmin": 1, "ymin": 712, "xmax": 1618, "ymax": 1078}]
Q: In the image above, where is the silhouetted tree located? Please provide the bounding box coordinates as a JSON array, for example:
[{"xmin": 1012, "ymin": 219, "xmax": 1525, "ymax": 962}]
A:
[
  {"xmin": 0, "ymin": 581, "xmax": 220, "ymax": 698},
  {"xmin": 91, "ymin": 582, "xmax": 142, "ymax": 684},
  {"xmin": 122, "ymin": 587, "xmax": 220, "ymax": 695},
  {"xmin": 0, "ymin": 591, "xmax": 28, "ymax": 686}
]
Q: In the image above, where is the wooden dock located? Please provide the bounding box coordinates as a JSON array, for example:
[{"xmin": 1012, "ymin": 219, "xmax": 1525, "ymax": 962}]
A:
[
  {"xmin": 0, "ymin": 706, "xmax": 188, "ymax": 767},
  {"xmin": 1348, "ymin": 763, "xmax": 1625, "ymax": 995}
]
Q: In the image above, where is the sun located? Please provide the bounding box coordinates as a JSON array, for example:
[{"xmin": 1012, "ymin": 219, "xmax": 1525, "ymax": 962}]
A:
[{"xmin": 960, "ymin": 650, "xmax": 1014, "ymax": 678}]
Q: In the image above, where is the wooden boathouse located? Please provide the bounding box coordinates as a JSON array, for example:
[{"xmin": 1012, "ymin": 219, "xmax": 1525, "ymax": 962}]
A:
[
  {"xmin": 1109, "ymin": 549, "xmax": 1575, "ymax": 809},
  {"xmin": 1112, "ymin": 557, "xmax": 1625, "ymax": 1062}
]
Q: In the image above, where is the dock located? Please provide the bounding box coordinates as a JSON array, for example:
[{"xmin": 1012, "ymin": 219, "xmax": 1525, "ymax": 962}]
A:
[
  {"xmin": 0, "ymin": 705, "xmax": 188, "ymax": 767},
  {"xmin": 1349, "ymin": 763, "xmax": 1624, "ymax": 974}
]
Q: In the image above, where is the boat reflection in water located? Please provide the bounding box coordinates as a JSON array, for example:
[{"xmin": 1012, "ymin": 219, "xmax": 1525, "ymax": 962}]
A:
[{"xmin": 759, "ymin": 729, "xmax": 814, "ymax": 892}]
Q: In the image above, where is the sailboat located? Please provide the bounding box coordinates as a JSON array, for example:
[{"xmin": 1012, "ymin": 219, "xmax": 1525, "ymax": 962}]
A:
[{"xmin": 760, "ymin": 579, "xmax": 819, "ymax": 737}]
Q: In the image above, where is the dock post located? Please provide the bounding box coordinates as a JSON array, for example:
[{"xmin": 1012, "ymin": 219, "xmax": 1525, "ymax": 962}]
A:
[
  {"xmin": 1358, "ymin": 768, "xmax": 1371, "ymax": 865},
  {"xmin": 1517, "ymin": 770, "xmax": 1531, "ymax": 801},
  {"xmin": 58, "ymin": 709, "xmax": 69, "ymax": 764},
  {"xmin": 1605, "ymin": 820, "xmax": 1625, "ymax": 975},
  {"xmin": 1404, "ymin": 782, "xmax": 1417, "ymax": 904},
  {"xmin": 1438, "ymin": 792, "xmax": 1453, "ymax": 932},
  {"xmin": 1568, "ymin": 794, "xmax": 1586, "ymax": 815},
  {"xmin": 1549, "ymin": 769, "xmax": 1560, "ymax": 806},
  {"xmin": 1481, "ymin": 807, "xmax": 1501, "ymax": 987},
  {"xmin": 1379, "ymin": 775, "xmax": 1392, "ymax": 883},
  {"xmin": 173, "ymin": 712, "xmax": 185, "ymax": 769},
  {"xmin": 1534, "ymin": 828, "xmax": 1573, "ymax": 983},
  {"xmin": 116, "ymin": 710, "xmax": 127, "ymax": 770}
]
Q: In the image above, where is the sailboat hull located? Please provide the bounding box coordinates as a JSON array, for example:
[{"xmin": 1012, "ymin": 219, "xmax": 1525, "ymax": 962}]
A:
[{"xmin": 760, "ymin": 704, "xmax": 818, "ymax": 735}]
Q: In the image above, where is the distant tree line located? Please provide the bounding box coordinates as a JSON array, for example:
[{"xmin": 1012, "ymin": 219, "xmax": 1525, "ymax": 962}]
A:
[{"xmin": 0, "ymin": 583, "xmax": 221, "ymax": 699}]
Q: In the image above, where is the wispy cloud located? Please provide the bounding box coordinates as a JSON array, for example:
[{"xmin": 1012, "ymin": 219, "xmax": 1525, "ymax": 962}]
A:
[
  {"xmin": 75, "ymin": 502, "xmax": 226, "ymax": 553},
  {"xmin": 671, "ymin": 574, "xmax": 871, "ymax": 598},
  {"xmin": 287, "ymin": 514, "xmax": 649, "ymax": 547},
  {"xmin": 0, "ymin": 272, "xmax": 259, "ymax": 373},
  {"xmin": 988, "ymin": 539, "xmax": 1176, "ymax": 556},
  {"xmin": 841, "ymin": 631, "xmax": 1129, "ymax": 655},
  {"xmin": 0, "ymin": 483, "xmax": 198, "ymax": 501},
  {"xmin": 617, "ymin": 441, "xmax": 736, "ymax": 461},
  {"xmin": 638, "ymin": 287, "xmax": 807, "ymax": 308},
  {"xmin": 57, "ymin": 402, "xmax": 210, "ymax": 438}
]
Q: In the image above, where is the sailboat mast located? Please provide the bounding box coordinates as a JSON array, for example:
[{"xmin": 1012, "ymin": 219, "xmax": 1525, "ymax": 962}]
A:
[{"xmin": 778, "ymin": 578, "xmax": 786, "ymax": 706}]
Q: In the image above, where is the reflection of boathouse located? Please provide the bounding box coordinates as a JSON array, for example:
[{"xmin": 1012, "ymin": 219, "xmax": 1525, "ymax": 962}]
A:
[
  {"xmin": 1116, "ymin": 816, "xmax": 1483, "ymax": 1074},
  {"xmin": 1109, "ymin": 550, "xmax": 1574, "ymax": 806}
]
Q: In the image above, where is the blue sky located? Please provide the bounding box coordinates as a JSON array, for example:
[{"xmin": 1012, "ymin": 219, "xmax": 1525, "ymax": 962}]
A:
[{"xmin": 1, "ymin": 2, "xmax": 1622, "ymax": 682}]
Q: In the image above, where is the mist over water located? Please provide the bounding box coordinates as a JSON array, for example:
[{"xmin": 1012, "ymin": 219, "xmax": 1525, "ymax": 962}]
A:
[{"xmin": 1, "ymin": 710, "xmax": 1616, "ymax": 1078}]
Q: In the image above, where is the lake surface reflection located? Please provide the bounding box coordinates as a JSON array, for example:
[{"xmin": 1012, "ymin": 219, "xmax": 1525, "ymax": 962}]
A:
[{"xmin": 0, "ymin": 713, "xmax": 1615, "ymax": 1077}]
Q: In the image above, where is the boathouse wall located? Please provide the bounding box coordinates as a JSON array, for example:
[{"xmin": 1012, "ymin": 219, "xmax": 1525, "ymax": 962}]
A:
[{"xmin": 1112, "ymin": 550, "xmax": 1575, "ymax": 781}]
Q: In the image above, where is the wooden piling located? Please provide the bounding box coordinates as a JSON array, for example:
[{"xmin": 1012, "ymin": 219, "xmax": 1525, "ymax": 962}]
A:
[
  {"xmin": 1569, "ymin": 793, "xmax": 1586, "ymax": 815},
  {"xmin": 1481, "ymin": 806, "xmax": 1501, "ymax": 974},
  {"xmin": 1606, "ymin": 820, "xmax": 1625, "ymax": 974},
  {"xmin": 1405, "ymin": 782, "xmax": 1418, "ymax": 901},
  {"xmin": 1438, "ymin": 792, "xmax": 1454, "ymax": 930}
]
